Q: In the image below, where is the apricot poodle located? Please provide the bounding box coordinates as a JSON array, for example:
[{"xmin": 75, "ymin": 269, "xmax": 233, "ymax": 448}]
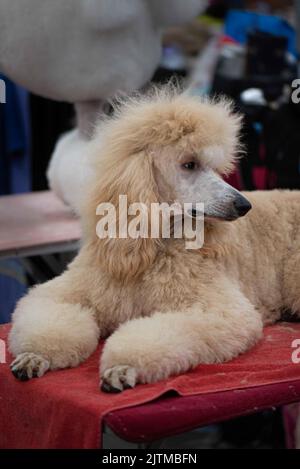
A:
[{"xmin": 9, "ymin": 87, "xmax": 300, "ymax": 392}]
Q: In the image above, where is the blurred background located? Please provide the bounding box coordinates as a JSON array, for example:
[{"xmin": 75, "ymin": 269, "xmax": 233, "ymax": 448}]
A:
[{"xmin": 0, "ymin": 0, "xmax": 299, "ymax": 449}]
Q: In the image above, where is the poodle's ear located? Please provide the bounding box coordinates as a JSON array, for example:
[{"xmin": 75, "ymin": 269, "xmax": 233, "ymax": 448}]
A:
[{"xmin": 83, "ymin": 151, "xmax": 162, "ymax": 281}]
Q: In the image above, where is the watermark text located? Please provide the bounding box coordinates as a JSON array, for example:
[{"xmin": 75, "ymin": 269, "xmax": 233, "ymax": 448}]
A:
[{"xmin": 96, "ymin": 195, "xmax": 204, "ymax": 249}]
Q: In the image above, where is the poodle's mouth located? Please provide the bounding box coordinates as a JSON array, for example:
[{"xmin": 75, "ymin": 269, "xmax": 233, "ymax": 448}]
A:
[
  {"xmin": 206, "ymin": 213, "xmax": 238, "ymax": 222},
  {"xmin": 189, "ymin": 208, "xmax": 238, "ymax": 222}
]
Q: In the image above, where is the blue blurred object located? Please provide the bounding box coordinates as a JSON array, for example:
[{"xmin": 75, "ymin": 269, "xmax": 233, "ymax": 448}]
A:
[
  {"xmin": 0, "ymin": 260, "xmax": 27, "ymax": 324},
  {"xmin": 225, "ymin": 10, "xmax": 296, "ymax": 57},
  {"xmin": 0, "ymin": 75, "xmax": 30, "ymax": 323},
  {"xmin": 0, "ymin": 74, "xmax": 31, "ymax": 194}
]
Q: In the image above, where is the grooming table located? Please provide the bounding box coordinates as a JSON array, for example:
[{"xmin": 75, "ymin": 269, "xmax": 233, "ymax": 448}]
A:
[
  {"xmin": 103, "ymin": 380, "xmax": 300, "ymax": 447},
  {"xmin": 0, "ymin": 191, "xmax": 81, "ymax": 259},
  {"xmin": 1, "ymin": 323, "xmax": 300, "ymax": 448},
  {"xmin": 0, "ymin": 191, "xmax": 81, "ymax": 282}
]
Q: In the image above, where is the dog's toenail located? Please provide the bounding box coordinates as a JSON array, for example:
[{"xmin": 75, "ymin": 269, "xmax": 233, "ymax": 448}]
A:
[
  {"xmin": 101, "ymin": 381, "xmax": 122, "ymax": 393},
  {"xmin": 12, "ymin": 369, "xmax": 29, "ymax": 381},
  {"xmin": 123, "ymin": 383, "xmax": 133, "ymax": 390}
]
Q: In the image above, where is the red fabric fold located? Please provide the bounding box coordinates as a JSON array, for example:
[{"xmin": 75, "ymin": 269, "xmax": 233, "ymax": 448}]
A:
[{"xmin": 1, "ymin": 322, "xmax": 300, "ymax": 449}]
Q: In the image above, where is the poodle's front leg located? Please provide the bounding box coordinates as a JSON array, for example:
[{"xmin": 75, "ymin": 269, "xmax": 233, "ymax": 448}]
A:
[
  {"xmin": 9, "ymin": 290, "xmax": 100, "ymax": 381},
  {"xmin": 100, "ymin": 298, "xmax": 262, "ymax": 392}
]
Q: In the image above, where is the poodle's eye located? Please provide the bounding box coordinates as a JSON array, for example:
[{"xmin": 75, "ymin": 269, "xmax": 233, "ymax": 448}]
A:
[{"xmin": 182, "ymin": 161, "xmax": 197, "ymax": 170}]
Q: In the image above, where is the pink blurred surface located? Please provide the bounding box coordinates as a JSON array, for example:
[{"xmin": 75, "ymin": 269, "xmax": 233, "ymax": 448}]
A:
[{"xmin": 0, "ymin": 191, "xmax": 81, "ymax": 257}]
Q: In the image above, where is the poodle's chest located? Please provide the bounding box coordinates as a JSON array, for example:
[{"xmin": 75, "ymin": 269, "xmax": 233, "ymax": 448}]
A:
[
  {"xmin": 95, "ymin": 256, "xmax": 212, "ymax": 328},
  {"xmin": 138, "ymin": 273, "xmax": 203, "ymax": 314}
]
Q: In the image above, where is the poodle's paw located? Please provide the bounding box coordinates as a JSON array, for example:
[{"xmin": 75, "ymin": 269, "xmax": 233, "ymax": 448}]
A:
[
  {"xmin": 101, "ymin": 365, "xmax": 137, "ymax": 393},
  {"xmin": 10, "ymin": 353, "xmax": 50, "ymax": 381}
]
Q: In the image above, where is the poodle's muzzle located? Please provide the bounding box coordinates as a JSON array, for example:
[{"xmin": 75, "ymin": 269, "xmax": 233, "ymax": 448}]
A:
[
  {"xmin": 204, "ymin": 191, "xmax": 251, "ymax": 221},
  {"xmin": 191, "ymin": 173, "xmax": 252, "ymax": 222}
]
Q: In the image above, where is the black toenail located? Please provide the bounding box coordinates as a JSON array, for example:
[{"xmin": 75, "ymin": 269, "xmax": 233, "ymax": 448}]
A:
[
  {"xmin": 11, "ymin": 368, "xmax": 29, "ymax": 381},
  {"xmin": 101, "ymin": 382, "xmax": 122, "ymax": 393},
  {"xmin": 123, "ymin": 383, "xmax": 133, "ymax": 390}
]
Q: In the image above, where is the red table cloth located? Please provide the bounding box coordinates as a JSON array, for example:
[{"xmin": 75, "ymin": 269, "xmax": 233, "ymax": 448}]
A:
[{"xmin": 1, "ymin": 322, "xmax": 300, "ymax": 449}]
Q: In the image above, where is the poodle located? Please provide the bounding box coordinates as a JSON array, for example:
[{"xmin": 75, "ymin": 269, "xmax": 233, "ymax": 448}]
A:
[{"xmin": 9, "ymin": 87, "xmax": 300, "ymax": 392}]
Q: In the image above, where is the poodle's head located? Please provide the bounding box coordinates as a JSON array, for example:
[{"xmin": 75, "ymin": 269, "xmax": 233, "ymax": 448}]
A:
[{"xmin": 83, "ymin": 86, "xmax": 250, "ymax": 280}]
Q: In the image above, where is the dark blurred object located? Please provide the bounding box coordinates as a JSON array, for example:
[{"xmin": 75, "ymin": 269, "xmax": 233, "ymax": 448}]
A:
[
  {"xmin": 212, "ymin": 37, "xmax": 296, "ymax": 102},
  {"xmin": 30, "ymin": 95, "xmax": 74, "ymax": 191},
  {"xmin": 211, "ymin": 10, "xmax": 299, "ymax": 191},
  {"xmin": 233, "ymin": 80, "xmax": 300, "ymax": 190},
  {"xmin": 264, "ymin": 100, "xmax": 300, "ymax": 189},
  {"xmin": 206, "ymin": 0, "xmax": 294, "ymax": 17},
  {"xmin": 205, "ymin": 1, "xmax": 247, "ymax": 19},
  {"xmin": 232, "ymin": 92, "xmax": 300, "ymax": 190},
  {"xmin": 0, "ymin": 75, "xmax": 31, "ymax": 195},
  {"xmin": 246, "ymin": 30, "xmax": 288, "ymax": 76},
  {"xmin": 220, "ymin": 409, "xmax": 285, "ymax": 448},
  {"xmin": 205, "ymin": 0, "xmax": 228, "ymax": 19},
  {"xmin": 246, "ymin": 0, "xmax": 293, "ymax": 11}
]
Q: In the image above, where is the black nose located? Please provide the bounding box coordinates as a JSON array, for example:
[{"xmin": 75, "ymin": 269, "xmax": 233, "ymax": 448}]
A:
[{"xmin": 233, "ymin": 196, "xmax": 252, "ymax": 217}]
